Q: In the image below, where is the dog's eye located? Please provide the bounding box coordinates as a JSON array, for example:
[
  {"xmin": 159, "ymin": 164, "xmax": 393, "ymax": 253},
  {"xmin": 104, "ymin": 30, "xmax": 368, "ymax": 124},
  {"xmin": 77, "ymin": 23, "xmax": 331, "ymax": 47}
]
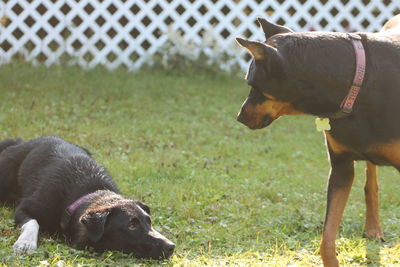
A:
[{"xmin": 128, "ymin": 218, "xmax": 140, "ymax": 230}]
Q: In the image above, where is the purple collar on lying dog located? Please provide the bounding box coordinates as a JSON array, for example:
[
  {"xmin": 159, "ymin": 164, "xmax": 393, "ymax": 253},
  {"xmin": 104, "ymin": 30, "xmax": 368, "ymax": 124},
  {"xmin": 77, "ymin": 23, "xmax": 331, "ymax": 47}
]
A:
[{"xmin": 67, "ymin": 192, "xmax": 96, "ymax": 215}]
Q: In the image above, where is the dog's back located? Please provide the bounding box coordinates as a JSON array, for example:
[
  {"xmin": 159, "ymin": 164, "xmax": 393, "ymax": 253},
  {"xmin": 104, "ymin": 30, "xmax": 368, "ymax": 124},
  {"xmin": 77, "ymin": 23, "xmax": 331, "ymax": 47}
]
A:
[
  {"xmin": 16, "ymin": 137, "xmax": 98, "ymax": 197},
  {"xmin": 0, "ymin": 137, "xmax": 90, "ymax": 202},
  {"xmin": 381, "ymin": 14, "xmax": 400, "ymax": 34}
]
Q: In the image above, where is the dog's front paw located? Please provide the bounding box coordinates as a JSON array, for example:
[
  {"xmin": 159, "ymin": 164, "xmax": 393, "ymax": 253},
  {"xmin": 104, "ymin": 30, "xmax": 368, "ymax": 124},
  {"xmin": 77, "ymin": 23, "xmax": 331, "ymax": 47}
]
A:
[
  {"xmin": 364, "ymin": 228, "xmax": 385, "ymax": 242},
  {"xmin": 13, "ymin": 240, "xmax": 37, "ymax": 254},
  {"xmin": 13, "ymin": 219, "xmax": 39, "ymax": 254}
]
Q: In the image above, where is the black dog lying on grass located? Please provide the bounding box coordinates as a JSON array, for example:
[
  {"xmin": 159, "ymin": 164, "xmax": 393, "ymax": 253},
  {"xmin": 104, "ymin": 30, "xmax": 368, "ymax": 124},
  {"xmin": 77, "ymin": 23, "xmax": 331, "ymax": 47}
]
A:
[{"xmin": 0, "ymin": 136, "xmax": 175, "ymax": 259}]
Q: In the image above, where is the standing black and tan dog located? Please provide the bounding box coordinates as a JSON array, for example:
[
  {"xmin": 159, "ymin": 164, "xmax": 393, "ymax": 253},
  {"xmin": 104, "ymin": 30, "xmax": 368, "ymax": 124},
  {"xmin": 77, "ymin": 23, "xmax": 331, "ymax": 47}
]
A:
[
  {"xmin": 236, "ymin": 15, "xmax": 400, "ymax": 266},
  {"xmin": 0, "ymin": 136, "xmax": 175, "ymax": 259}
]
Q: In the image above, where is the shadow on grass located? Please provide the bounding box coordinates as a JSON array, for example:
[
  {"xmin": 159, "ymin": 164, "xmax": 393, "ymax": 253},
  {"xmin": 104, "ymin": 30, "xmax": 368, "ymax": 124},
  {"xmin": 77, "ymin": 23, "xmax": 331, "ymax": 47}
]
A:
[{"xmin": 365, "ymin": 240, "xmax": 381, "ymax": 266}]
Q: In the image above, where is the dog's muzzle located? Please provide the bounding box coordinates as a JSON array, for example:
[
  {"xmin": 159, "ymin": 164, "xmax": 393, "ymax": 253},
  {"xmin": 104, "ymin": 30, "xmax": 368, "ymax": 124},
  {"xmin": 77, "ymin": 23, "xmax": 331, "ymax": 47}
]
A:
[
  {"xmin": 236, "ymin": 111, "xmax": 247, "ymax": 125},
  {"xmin": 148, "ymin": 228, "xmax": 175, "ymax": 259},
  {"xmin": 160, "ymin": 240, "xmax": 175, "ymax": 259},
  {"xmin": 237, "ymin": 112, "xmax": 273, "ymax": 129}
]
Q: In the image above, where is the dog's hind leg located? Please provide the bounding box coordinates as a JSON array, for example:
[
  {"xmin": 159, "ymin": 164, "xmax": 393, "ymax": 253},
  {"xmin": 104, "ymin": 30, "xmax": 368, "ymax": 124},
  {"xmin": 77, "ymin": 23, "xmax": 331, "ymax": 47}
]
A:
[
  {"xmin": 0, "ymin": 138, "xmax": 23, "ymax": 154},
  {"xmin": 364, "ymin": 161, "xmax": 384, "ymax": 241},
  {"xmin": 0, "ymin": 138, "xmax": 24, "ymax": 203}
]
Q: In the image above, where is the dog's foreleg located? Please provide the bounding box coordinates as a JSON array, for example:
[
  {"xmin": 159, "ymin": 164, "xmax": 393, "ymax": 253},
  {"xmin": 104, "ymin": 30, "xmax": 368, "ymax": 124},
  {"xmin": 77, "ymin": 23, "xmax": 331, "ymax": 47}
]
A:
[
  {"xmin": 320, "ymin": 156, "xmax": 355, "ymax": 267},
  {"xmin": 13, "ymin": 219, "xmax": 39, "ymax": 254},
  {"xmin": 364, "ymin": 161, "xmax": 384, "ymax": 241}
]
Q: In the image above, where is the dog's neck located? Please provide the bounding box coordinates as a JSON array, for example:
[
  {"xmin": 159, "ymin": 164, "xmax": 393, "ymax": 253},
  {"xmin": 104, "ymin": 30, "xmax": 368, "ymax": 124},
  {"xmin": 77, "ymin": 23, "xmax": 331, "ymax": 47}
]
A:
[
  {"xmin": 60, "ymin": 191, "xmax": 98, "ymax": 233},
  {"xmin": 323, "ymin": 33, "xmax": 366, "ymax": 118},
  {"xmin": 67, "ymin": 192, "xmax": 98, "ymax": 215},
  {"xmin": 279, "ymin": 32, "xmax": 368, "ymax": 118}
]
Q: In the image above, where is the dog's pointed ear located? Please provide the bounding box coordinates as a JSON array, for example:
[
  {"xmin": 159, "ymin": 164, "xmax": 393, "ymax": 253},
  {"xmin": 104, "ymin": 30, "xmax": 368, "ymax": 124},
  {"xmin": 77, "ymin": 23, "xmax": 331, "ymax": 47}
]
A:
[
  {"xmin": 135, "ymin": 200, "xmax": 151, "ymax": 215},
  {"xmin": 236, "ymin": 38, "xmax": 278, "ymax": 61},
  {"xmin": 257, "ymin": 17, "xmax": 293, "ymax": 40},
  {"xmin": 80, "ymin": 211, "xmax": 110, "ymax": 242}
]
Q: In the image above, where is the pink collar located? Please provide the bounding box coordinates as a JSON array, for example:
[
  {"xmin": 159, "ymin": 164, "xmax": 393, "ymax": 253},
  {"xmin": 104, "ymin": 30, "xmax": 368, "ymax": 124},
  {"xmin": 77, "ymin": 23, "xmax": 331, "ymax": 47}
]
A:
[{"xmin": 332, "ymin": 33, "xmax": 366, "ymax": 118}]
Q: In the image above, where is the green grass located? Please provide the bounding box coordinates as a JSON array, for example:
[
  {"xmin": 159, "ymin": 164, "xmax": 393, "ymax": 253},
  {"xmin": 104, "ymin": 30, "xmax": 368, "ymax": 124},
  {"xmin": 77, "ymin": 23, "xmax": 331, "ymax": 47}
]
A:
[{"xmin": 0, "ymin": 62, "xmax": 399, "ymax": 266}]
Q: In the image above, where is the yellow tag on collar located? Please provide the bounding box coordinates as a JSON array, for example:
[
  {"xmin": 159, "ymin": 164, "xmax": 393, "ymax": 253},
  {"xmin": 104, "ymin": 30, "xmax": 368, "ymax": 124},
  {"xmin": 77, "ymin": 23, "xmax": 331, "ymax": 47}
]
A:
[{"xmin": 315, "ymin": 118, "xmax": 331, "ymax": 132}]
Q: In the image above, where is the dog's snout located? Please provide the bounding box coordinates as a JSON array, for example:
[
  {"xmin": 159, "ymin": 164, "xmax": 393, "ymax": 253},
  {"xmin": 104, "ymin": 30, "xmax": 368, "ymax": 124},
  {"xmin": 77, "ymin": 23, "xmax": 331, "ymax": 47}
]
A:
[
  {"xmin": 148, "ymin": 228, "xmax": 175, "ymax": 258},
  {"xmin": 237, "ymin": 111, "xmax": 246, "ymax": 124},
  {"xmin": 162, "ymin": 242, "xmax": 175, "ymax": 257}
]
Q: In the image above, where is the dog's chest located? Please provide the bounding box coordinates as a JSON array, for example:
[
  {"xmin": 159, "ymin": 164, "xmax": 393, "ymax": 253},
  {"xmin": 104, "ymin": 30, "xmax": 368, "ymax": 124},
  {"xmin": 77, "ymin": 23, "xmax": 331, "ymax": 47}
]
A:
[
  {"xmin": 325, "ymin": 132, "xmax": 400, "ymax": 167},
  {"xmin": 366, "ymin": 141, "xmax": 400, "ymax": 167}
]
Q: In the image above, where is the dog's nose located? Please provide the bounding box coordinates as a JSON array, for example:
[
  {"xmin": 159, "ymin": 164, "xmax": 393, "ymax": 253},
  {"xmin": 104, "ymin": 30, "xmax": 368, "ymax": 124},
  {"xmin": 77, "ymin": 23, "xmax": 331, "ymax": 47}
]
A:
[
  {"xmin": 237, "ymin": 112, "xmax": 246, "ymax": 124},
  {"xmin": 162, "ymin": 242, "xmax": 175, "ymax": 257}
]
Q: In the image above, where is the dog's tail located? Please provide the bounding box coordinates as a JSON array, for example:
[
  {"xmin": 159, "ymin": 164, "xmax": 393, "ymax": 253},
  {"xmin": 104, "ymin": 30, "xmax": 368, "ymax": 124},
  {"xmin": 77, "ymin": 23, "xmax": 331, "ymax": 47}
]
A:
[{"xmin": 0, "ymin": 138, "xmax": 23, "ymax": 154}]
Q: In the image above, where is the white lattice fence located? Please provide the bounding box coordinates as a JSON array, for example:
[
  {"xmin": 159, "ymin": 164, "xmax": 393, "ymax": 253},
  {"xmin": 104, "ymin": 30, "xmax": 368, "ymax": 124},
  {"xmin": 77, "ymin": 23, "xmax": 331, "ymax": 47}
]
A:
[{"xmin": 0, "ymin": 0, "xmax": 399, "ymax": 70}]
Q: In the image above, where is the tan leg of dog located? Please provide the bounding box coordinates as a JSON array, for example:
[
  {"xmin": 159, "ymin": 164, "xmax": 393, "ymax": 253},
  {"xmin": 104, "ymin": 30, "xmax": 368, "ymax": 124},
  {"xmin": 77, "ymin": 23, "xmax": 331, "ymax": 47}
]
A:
[
  {"xmin": 364, "ymin": 162, "xmax": 384, "ymax": 240},
  {"xmin": 320, "ymin": 158, "xmax": 354, "ymax": 267}
]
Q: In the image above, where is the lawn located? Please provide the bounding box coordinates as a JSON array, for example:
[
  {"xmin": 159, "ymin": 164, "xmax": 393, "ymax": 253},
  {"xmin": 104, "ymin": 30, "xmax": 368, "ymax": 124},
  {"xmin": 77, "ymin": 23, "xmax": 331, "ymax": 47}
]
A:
[{"xmin": 0, "ymin": 62, "xmax": 399, "ymax": 266}]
